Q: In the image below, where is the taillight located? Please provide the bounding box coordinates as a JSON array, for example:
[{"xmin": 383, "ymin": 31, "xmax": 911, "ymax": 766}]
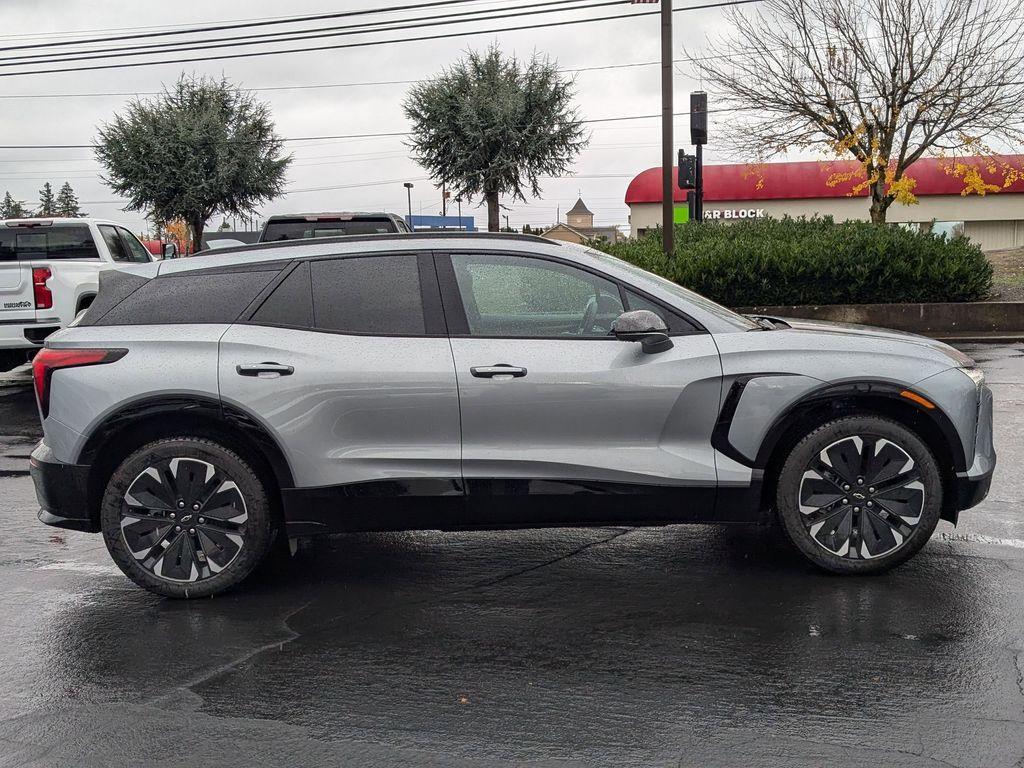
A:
[
  {"xmin": 33, "ymin": 267, "xmax": 52, "ymax": 310},
  {"xmin": 32, "ymin": 347, "xmax": 127, "ymax": 418}
]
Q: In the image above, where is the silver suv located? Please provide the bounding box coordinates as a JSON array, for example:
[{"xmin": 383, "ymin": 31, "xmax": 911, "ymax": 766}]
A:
[{"xmin": 28, "ymin": 234, "xmax": 995, "ymax": 597}]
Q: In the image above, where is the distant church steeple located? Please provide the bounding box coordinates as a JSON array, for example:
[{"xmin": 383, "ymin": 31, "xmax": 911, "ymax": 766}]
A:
[{"xmin": 565, "ymin": 197, "xmax": 594, "ymax": 229}]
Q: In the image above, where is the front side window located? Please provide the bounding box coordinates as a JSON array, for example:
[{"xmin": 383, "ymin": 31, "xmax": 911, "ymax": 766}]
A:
[
  {"xmin": 450, "ymin": 253, "xmax": 624, "ymax": 338},
  {"xmin": 623, "ymin": 288, "xmax": 698, "ymax": 334},
  {"xmin": 311, "ymin": 255, "xmax": 426, "ymax": 335}
]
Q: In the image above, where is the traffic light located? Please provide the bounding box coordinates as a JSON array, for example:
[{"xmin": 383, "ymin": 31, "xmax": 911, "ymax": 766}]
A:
[
  {"xmin": 677, "ymin": 150, "xmax": 697, "ymax": 189},
  {"xmin": 690, "ymin": 91, "xmax": 708, "ymax": 145}
]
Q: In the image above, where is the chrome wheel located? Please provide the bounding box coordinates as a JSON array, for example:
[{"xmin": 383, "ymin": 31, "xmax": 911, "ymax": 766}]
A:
[
  {"xmin": 119, "ymin": 457, "xmax": 248, "ymax": 583},
  {"xmin": 798, "ymin": 435, "xmax": 925, "ymax": 560}
]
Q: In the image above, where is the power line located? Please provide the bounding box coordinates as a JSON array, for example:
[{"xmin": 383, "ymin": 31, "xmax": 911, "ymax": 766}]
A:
[
  {"xmin": 0, "ymin": 108, "xmax": 735, "ymax": 150},
  {"xmin": 0, "ymin": 59, "xmax": 671, "ymax": 100},
  {"xmin": 0, "ymin": 0, "xmax": 491, "ymax": 53},
  {"xmin": 0, "ymin": 0, "xmax": 627, "ymax": 68},
  {"xmin": 0, "ymin": 0, "xmax": 763, "ymax": 79}
]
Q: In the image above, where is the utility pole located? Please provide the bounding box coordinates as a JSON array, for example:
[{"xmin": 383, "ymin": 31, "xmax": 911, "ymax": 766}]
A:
[
  {"xmin": 403, "ymin": 181, "xmax": 414, "ymax": 225},
  {"xmin": 661, "ymin": 0, "xmax": 674, "ymax": 257}
]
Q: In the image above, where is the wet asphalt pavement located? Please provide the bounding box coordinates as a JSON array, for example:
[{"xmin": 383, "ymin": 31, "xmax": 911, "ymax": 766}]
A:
[{"xmin": 0, "ymin": 344, "xmax": 1022, "ymax": 767}]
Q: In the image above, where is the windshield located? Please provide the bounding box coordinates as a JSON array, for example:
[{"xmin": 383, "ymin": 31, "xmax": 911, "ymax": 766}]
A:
[
  {"xmin": 579, "ymin": 246, "xmax": 760, "ymax": 330},
  {"xmin": 261, "ymin": 218, "xmax": 399, "ymax": 241}
]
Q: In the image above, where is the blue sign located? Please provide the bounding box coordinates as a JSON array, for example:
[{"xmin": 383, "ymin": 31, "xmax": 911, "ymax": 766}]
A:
[{"xmin": 406, "ymin": 215, "xmax": 476, "ymax": 231}]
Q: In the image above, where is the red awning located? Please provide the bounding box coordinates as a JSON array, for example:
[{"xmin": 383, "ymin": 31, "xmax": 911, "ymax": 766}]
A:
[{"xmin": 624, "ymin": 155, "xmax": 1024, "ymax": 204}]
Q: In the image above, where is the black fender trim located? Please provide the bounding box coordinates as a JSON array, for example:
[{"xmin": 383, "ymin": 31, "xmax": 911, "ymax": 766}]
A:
[
  {"xmin": 710, "ymin": 373, "xmax": 801, "ymax": 468},
  {"xmin": 712, "ymin": 376, "xmax": 967, "ymax": 473},
  {"xmin": 78, "ymin": 394, "xmax": 295, "ymax": 490},
  {"xmin": 711, "ymin": 376, "xmax": 969, "ymax": 524}
]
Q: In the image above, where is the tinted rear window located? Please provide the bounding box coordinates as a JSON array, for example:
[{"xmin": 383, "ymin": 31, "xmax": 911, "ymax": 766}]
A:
[
  {"xmin": 311, "ymin": 255, "xmax": 425, "ymax": 335},
  {"xmin": 93, "ymin": 269, "xmax": 279, "ymax": 326},
  {"xmin": 0, "ymin": 224, "xmax": 99, "ymax": 261},
  {"xmin": 261, "ymin": 218, "xmax": 399, "ymax": 241}
]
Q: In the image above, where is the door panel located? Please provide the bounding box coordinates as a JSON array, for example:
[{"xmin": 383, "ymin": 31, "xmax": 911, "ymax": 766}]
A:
[
  {"xmin": 220, "ymin": 324, "xmax": 461, "ymax": 489},
  {"xmin": 449, "ymin": 334, "xmax": 723, "ymax": 488}
]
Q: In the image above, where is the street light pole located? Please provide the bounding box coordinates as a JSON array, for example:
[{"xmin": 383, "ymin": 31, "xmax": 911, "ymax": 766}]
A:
[
  {"xmin": 661, "ymin": 0, "xmax": 674, "ymax": 258},
  {"xmin": 403, "ymin": 182, "xmax": 414, "ymax": 225}
]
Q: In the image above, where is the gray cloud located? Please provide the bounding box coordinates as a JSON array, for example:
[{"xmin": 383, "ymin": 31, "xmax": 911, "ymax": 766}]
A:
[{"xmin": 0, "ymin": 0, "xmax": 737, "ymax": 234}]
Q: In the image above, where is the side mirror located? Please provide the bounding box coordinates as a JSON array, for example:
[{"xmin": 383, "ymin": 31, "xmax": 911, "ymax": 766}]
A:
[
  {"xmin": 612, "ymin": 310, "xmax": 673, "ymax": 354},
  {"xmin": 162, "ymin": 242, "xmax": 178, "ymax": 259}
]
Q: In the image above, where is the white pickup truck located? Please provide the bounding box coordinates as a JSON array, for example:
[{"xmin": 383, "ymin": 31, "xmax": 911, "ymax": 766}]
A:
[{"xmin": 0, "ymin": 218, "xmax": 157, "ymax": 370}]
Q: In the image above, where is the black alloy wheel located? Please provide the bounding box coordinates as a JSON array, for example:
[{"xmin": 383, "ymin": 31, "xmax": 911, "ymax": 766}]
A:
[
  {"xmin": 101, "ymin": 437, "xmax": 275, "ymax": 598},
  {"xmin": 776, "ymin": 415, "xmax": 943, "ymax": 574}
]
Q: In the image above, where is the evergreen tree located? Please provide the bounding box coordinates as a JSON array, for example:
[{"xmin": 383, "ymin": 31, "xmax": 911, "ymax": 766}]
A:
[
  {"xmin": 37, "ymin": 182, "xmax": 56, "ymax": 216},
  {"xmin": 1, "ymin": 192, "xmax": 30, "ymax": 219},
  {"xmin": 55, "ymin": 182, "xmax": 84, "ymax": 217}
]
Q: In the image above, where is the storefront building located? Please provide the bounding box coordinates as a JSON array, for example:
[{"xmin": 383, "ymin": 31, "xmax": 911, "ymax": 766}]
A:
[{"xmin": 624, "ymin": 156, "xmax": 1024, "ymax": 250}]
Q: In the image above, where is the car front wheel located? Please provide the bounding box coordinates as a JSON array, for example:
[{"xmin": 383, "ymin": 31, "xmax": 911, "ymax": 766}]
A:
[
  {"xmin": 775, "ymin": 415, "xmax": 943, "ymax": 574},
  {"xmin": 100, "ymin": 437, "xmax": 276, "ymax": 598}
]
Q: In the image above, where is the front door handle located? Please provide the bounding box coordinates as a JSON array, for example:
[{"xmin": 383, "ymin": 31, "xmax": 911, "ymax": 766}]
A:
[
  {"xmin": 236, "ymin": 362, "xmax": 294, "ymax": 378},
  {"xmin": 470, "ymin": 364, "xmax": 527, "ymax": 379}
]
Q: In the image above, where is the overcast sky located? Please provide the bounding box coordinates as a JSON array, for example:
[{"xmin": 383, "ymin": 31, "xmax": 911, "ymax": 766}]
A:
[{"xmin": 0, "ymin": 0, "xmax": 742, "ymax": 235}]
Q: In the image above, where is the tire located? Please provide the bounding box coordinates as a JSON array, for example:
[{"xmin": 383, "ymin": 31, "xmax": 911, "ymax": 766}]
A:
[
  {"xmin": 775, "ymin": 415, "xmax": 942, "ymax": 575},
  {"xmin": 0, "ymin": 349, "xmax": 26, "ymax": 372},
  {"xmin": 100, "ymin": 437, "xmax": 276, "ymax": 598}
]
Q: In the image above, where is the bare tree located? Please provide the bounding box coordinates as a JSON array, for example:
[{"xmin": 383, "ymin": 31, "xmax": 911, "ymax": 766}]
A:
[{"xmin": 694, "ymin": 0, "xmax": 1024, "ymax": 222}]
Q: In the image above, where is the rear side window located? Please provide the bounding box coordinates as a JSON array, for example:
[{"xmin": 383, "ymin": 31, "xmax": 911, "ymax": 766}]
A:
[
  {"xmin": 251, "ymin": 262, "xmax": 313, "ymax": 328},
  {"xmin": 99, "ymin": 225, "xmax": 151, "ymax": 263},
  {"xmin": 93, "ymin": 269, "xmax": 279, "ymax": 325},
  {"xmin": 311, "ymin": 255, "xmax": 425, "ymax": 335},
  {"xmin": 99, "ymin": 225, "xmax": 129, "ymax": 262},
  {"xmin": 0, "ymin": 224, "xmax": 99, "ymax": 261}
]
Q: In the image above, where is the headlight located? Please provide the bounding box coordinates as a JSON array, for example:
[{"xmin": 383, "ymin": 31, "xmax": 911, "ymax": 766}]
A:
[{"xmin": 960, "ymin": 366, "xmax": 985, "ymax": 389}]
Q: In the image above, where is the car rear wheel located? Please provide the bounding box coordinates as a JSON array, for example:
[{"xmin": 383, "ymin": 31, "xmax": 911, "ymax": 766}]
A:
[
  {"xmin": 100, "ymin": 437, "xmax": 276, "ymax": 598},
  {"xmin": 775, "ymin": 415, "xmax": 942, "ymax": 574}
]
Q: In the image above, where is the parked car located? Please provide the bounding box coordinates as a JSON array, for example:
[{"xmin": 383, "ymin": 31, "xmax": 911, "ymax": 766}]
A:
[
  {"xmin": 257, "ymin": 212, "xmax": 411, "ymax": 242},
  {"xmin": 29, "ymin": 233, "xmax": 994, "ymax": 597},
  {"xmin": 141, "ymin": 239, "xmax": 179, "ymax": 259},
  {"xmin": 203, "ymin": 238, "xmax": 247, "ymax": 251},
  {"xmin": 0, "ymin": 218, "xmax": 154, "ymax": 370}
]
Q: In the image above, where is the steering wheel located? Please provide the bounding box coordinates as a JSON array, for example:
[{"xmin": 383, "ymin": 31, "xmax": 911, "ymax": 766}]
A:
[{"xmin": 578, "ymin": 295, "xmax": 598, "ymax": 336}]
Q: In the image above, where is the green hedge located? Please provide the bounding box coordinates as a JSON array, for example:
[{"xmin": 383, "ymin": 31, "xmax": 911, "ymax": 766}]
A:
[{"xmin": 595, "ymin": 217, "xmax": 993, "ymax": 306}]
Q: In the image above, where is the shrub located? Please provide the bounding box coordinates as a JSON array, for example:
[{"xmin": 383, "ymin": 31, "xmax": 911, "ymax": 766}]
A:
[{"xmin": 596, "ymin": 217, "xmax": 993, "ymax": 305}]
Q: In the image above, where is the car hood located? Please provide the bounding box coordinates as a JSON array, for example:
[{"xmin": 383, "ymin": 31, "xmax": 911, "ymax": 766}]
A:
[{"xmin": 761, "ymin": 315, "xmax": 976, "ymax": 368}]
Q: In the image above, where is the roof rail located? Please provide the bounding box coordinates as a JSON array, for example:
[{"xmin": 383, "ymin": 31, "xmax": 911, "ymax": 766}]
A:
[{"xmin": 197, "ymin": 230, "xmax": 556, "ymax": 257}]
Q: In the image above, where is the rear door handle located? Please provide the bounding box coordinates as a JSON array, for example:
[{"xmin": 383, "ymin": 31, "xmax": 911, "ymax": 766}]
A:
[
  {"xmin": 470, "ymin": 364, "xmax": 527, "ymax": 379},
  {"xmin": 236, "ymin": 362, "xmax": 294, "ymax": 378}
]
